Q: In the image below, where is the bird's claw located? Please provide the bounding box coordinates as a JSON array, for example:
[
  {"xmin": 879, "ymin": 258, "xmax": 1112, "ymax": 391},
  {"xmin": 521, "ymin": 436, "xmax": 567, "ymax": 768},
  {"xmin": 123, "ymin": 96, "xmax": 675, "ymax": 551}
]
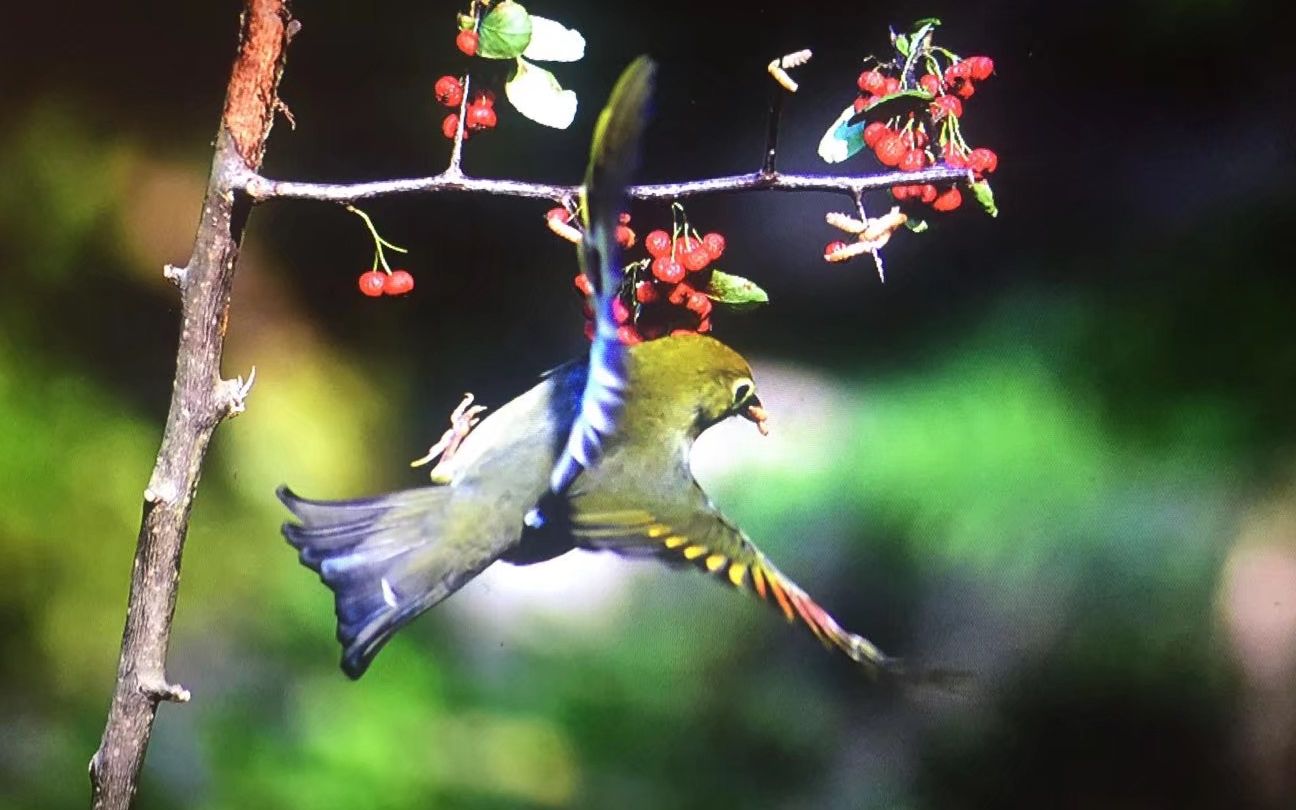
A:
[{"xmin": 411, "ymin": 392, "xmax": 488, "ymax": 478}]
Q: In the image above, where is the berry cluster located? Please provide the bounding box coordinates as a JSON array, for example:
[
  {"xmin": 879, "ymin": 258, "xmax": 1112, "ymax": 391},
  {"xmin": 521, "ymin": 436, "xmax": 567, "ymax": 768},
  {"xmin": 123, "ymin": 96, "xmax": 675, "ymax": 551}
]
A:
[
  {"xmin": 358, "ymin": 269, "xmax": 416, "ymax": 298},
  {"xmin": 551, "ymin": 208, "xmax": 727, "ymax": 344},
  {"xmin": 348, "ymin": 205, "xmax": 414, "ymax": 299},
  {"xmin": 435, "ymin": 76, "xmax": 499, "ymax": 139},
  {"xmin": 852, "ymin": 48, "xmax": 998, "ymax": 214}
]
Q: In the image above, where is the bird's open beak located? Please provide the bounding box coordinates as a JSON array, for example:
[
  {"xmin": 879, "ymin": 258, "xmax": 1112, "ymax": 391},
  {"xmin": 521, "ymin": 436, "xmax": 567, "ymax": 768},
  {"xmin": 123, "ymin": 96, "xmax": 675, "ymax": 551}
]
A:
[{"xmin": 741, "ymin": 397, "xmax": 770, "ymax": 436}]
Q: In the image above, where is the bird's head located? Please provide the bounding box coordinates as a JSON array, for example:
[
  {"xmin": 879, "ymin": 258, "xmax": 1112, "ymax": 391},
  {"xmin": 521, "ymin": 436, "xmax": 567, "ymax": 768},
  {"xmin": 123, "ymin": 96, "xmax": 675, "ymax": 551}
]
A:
[{"xmin": 627, "ymin": 333, "xmax": 769, "ymax": 439}]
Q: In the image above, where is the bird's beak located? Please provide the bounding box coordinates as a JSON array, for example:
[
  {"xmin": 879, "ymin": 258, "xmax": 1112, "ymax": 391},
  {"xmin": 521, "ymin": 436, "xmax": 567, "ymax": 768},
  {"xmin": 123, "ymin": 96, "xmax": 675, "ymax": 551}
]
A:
[{"xmin": 741, "ymin": 396, "xmax": 770, "ymax": 436}]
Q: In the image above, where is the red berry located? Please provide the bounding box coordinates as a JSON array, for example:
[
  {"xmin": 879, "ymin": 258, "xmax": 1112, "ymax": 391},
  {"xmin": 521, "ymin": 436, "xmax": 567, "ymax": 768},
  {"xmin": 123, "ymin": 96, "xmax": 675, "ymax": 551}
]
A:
[
  {"xmin": 573, "ymin": 273, "xmax": 593, "ymax": 296},
  {"xmin": 473, "ymin": 90, "xmax": 496, "ymax": 108},
  {"xmin": 697, "ymin": 318, "xmax": 712, "ymax": 333},
  {"xmin": 930, "ymin": 95, "xmax": 963, "ymax": 119},
  {"xmin": 441, "ymin": 113, "xmax": 461, "ymax": 140},
  {"xmin": 919, "ymin": 184, "xmax": 938, "ymax": 204},
  {"xmin": 618, "ymin": 212, "xmax": 632, "ymax": 224},
  {"xmin": 899, "ymin": 148, "xmax": 928, "ymax": 172},
  {"xmin": 617, "ymin": 325, "xmax": 642, "ymax": 345},
  {"xmin": 358, "ymin": 270, "xmax": 386, "ymax": 297},
  {"xmin": 635, "ymin": 280, "xmax": 659, "ymax": 303},
  {"xmin": 955, "ymin": 81, "xmax": 976, "ymax": 99},
  {"xmin": 968, "ymin": 148, "xmax": 999, "ymax": 174},
  {"xmin": 686, "ymin": 292, "xmax": 712, "ymax": 317},
  {"xmin": 668, "ymin": 282, "xmax": 694, "ymax": 305},
  {"xmin": 615, "ymin": 224, "xmax": 636, "ymax": 249},
  {"xmin": 863, "ymin": 122, "xmax": 890, "ymax": 148},
  {"xmin": 466, "ymin": 103, "xmax": 497, "ymax": 130},
  {"xmin": 965, "ymin": 55, "xmax": 994, "ymax": 81},
  {"xmin": 612, "ymin": 298, "xmax": 631, "ymax": 324},
  {"xmin": 942, "ymin": 142, "xmax": 969, "ymax": 168},
  {"xmin": 875, "ymin": 134, "xmax": 907, "ymax": 167},
  {"xmin": 456, "ymin": 29, "xmax": 478, "ymax": 56},
  {"xmin": 853, "ymin": 96, "xmax": 871, "ymax": 114},
  {"xmin": 651, "ymin": 256, "xmax": 685, "ymax": 284},
  {"xmin": 546, "ymin": 206, "xmax": 570, "ymax": 222},
  {"xmin": 435, "ymin": 75, "xmax": 464, "ymax": 107},
  {"xmin": 919, "ymin": 74, "xmax": 941, "ymax": 95},
  {"xmin": 882, "ymin": 76, "xmax": 900, "ymax": 96},
  {"xmin": 948, "ymin": 60, "xmax": 972, "ymax": 80},
  {"xmin": 383, "ymin": 269, "xmax": 414, "ymax": 296},
  {"xmin": 670, "ymin": 328, "xmax": 695, "ymax": 337},
  {"xmin": 824, "ymin": 240, "xmax": 848, "ymax": 259},
  {"xmin": 702, "ymin": 232, "xmax": 726, "ymax": 259},
  {"xmin": 931, "ymin": 186, "xmax": 962, "ymax": 212},
  {"xmin": 683, "ymin": 245, "xmax": 711, "ymax": 273},
  {"xmin": 644, "ymin": 229, "xmax": 671, "ymax": 257},
  {"xmin": 857, "ymin": 69, "xmax": 886, "ymax": 94},
  {"xmin": 891, "ymin": 184, "xmax": 911, "ymax": 201}
]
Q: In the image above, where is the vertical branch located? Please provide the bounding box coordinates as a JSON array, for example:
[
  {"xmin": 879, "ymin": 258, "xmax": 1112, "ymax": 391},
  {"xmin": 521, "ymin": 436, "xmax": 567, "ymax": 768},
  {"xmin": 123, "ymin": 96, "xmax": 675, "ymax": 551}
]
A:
[
  {"xmin": 764, "ymin": 50, "xmax": 810, "ymax": 176},
  {"xmin": 762, "ymin": 76, "xmax": 784, "ymax": 176},
  {"xmin": 88, "ymin": 2, "xmax": 295, "ymax": 808}
]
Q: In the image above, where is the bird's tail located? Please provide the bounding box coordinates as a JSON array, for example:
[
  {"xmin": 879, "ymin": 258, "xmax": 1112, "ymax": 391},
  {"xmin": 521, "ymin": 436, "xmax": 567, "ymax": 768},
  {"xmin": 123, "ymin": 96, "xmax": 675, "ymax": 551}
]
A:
[{"xmin": 277, "ymin": 484, "xmax": 492, "ymax": 679}]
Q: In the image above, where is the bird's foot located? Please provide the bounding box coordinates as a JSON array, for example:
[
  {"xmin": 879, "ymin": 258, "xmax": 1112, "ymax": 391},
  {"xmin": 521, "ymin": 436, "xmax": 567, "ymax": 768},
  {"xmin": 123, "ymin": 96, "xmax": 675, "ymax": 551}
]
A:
[{"xmin": 410, "ymin": 392, "xmax": 488, "ymax": 479}]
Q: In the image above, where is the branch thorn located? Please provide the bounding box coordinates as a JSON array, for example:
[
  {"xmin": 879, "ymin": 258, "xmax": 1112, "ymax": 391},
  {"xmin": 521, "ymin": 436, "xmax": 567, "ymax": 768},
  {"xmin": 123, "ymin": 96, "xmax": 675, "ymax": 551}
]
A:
[
  {"xmin": 139, "ymin": 675, "xmax": 191, "ymax": 704},
  {"xmin": 143, "ymin": 480, "xmax": 179, "ymax": 505},
  {"xmin": 275, "ymin": 98, "xmax": 297, "ymax": 130},
  {"xmin": 219, "ymin": 366, "xmax": 257, "ymax": 417},
  {"xmin": 163, "ymin": 264, "xmax": 188, "ymax": 287}
]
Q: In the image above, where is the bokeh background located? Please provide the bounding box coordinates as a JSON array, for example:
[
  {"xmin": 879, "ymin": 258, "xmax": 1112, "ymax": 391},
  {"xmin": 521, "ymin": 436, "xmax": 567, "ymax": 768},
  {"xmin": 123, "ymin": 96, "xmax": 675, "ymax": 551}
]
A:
[{"xmin": 3, "ymin": 0, "xmax": 1294, "ymax": 807}]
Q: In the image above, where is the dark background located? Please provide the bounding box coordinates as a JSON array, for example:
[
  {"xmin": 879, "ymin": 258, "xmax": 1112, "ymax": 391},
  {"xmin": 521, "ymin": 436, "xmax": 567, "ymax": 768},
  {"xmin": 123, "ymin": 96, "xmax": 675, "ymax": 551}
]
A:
[{"xmin": 2, "ymin": 1, "xmax": 1294, "ymax": 807}]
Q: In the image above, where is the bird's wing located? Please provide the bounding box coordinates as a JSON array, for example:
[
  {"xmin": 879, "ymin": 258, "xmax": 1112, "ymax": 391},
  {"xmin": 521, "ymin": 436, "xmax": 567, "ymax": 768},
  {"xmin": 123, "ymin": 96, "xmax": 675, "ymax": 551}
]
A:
[
  {"xmin": 565, "ymin": 481, "xmax": 898, "ymax": 677},
  {"xmin": 548, "ymin": 56, "xmax": 656, "ymax": 496}
]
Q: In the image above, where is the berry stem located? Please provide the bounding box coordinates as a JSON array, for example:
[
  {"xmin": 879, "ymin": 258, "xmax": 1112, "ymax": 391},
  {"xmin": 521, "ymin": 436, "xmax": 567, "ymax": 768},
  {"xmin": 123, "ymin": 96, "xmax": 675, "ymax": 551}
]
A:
[
  {"xmin": 898, "ymin": 22, "xmax": 935, "ymax": 88},
  {"xmin": 445, "ymin": 4, "xmax": 485, "ymax": 176},
  {"xmin": 347, "ymin": 204, "xmax": 408, "ymax": 273}
]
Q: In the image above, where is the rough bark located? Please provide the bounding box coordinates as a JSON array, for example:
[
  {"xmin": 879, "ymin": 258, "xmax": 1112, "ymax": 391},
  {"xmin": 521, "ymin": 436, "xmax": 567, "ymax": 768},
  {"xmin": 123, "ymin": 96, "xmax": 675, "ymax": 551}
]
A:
[{"xmin": 88, "ymin": 2, "xmax": 295, "ymax": 807}]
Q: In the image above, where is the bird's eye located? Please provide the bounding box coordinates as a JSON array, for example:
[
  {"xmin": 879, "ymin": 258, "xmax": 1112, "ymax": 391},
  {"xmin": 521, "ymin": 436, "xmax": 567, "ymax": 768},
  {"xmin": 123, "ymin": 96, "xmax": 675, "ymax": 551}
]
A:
[{"xmin": 732, "ymin": 379, "xmax": 754, "ymax": 405}]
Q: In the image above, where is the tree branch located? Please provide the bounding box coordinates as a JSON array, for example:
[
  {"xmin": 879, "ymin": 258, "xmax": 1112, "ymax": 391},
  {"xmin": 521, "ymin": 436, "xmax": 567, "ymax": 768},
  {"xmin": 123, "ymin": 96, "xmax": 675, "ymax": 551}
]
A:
[
  {"xmin": 239, "ymin": 165, "xmax": 971, "ymax": 204},
  {"xmin": 88, "ymin": 2, "xmax": 295, "ymax": 807}
]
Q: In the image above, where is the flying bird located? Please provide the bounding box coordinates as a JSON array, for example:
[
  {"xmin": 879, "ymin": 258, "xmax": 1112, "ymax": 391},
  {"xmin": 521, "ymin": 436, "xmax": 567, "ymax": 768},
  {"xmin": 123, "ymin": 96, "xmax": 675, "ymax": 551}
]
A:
[{"xmin": 279, "ymin": 57, "xmax": 903, "ymax": 681}]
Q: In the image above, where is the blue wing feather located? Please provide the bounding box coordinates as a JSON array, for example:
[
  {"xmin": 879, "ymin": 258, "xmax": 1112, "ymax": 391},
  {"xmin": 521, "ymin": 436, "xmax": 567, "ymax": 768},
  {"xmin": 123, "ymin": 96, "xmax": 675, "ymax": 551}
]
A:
[{"xmin": 548, "ymin": 57, "xmax": 656, "ymax": 495}]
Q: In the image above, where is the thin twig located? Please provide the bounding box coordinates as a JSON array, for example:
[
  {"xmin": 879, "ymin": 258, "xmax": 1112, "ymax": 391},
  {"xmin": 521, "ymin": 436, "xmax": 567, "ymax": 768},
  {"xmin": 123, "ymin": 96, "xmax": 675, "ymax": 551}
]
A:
[
  {"xmin": 88, "ymin": 1, "xmax": 294, "ymax": 807},
  {"xmin": 239, "ymin": 165, "xmax": 971, "ymax": 204}
]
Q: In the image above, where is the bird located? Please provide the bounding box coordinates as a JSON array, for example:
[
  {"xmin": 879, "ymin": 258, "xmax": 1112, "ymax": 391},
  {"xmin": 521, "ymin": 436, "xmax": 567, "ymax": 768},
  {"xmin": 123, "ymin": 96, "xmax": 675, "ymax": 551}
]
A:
[{"xmin": 277, "ymin": 56, "xmax": 904, "ymax": 682}]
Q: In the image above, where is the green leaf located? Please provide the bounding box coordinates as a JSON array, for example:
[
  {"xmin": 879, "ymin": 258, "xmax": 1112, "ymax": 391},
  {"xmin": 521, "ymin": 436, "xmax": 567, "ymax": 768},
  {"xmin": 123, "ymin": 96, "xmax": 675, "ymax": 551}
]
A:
[
  {"xmin": 818, "ymin": 104, "xmax": 867, "ymax": 164},
  {"xmin": 505, "ymin": 57, "xmax": 577, "ymax": 128},
  {"xmin": 847, "ymin": 89, "xmax": 932, "ymax": 125},
  {"xmin": 894, "ymin": 34, "xmax": 910, "ymax": 57},
  {"xmin": 970, "ymin": 180, "xmax": 998, "ymax": 217},
  {"xmin": 911, "ymin": 17, "xmax": 942, "ymax": 32},
  {"xmin": 706, "ymin": 270, "xmax": 769, "ymax": 308},
  {"xmin": 905, "ymin": 218, "xmax": 929, "ymax": 233},
  {"xmin": 478, "ymin": 1, "xmax": 533, "ymax": 60},
  {"xmin": 523, "ymin": 15, "xmax": 585, "ymax": 62}
]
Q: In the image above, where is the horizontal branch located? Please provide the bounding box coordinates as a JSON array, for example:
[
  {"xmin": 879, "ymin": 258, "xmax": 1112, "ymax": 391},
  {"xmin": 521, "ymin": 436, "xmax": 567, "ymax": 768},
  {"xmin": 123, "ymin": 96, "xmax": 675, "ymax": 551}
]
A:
[{"xmin": 238, "ymin": 165, "xmax": 973, "ymax": 205}]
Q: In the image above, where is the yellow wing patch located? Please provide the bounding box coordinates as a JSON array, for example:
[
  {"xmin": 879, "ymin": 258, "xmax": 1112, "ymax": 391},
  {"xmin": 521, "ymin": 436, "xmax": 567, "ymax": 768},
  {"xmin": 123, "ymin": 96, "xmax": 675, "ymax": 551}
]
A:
[{"xmin": 727, "ymin": 562, "xmax": 748, "ymax": 588}]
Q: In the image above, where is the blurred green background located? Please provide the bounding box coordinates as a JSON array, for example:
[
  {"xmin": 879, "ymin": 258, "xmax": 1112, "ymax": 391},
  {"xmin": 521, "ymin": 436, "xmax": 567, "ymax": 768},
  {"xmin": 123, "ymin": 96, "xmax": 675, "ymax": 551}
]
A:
[{"xmin": 2, "ymin": 0, "xmax": 1294, "ymax": 807}]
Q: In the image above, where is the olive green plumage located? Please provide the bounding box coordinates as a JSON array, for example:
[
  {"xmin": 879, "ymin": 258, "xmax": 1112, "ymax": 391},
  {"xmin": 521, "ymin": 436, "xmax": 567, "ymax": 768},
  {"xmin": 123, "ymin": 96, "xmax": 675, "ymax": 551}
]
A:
[{"xmin": 278, "ymin": 57, "xmax": 899, "ymax": 681}]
